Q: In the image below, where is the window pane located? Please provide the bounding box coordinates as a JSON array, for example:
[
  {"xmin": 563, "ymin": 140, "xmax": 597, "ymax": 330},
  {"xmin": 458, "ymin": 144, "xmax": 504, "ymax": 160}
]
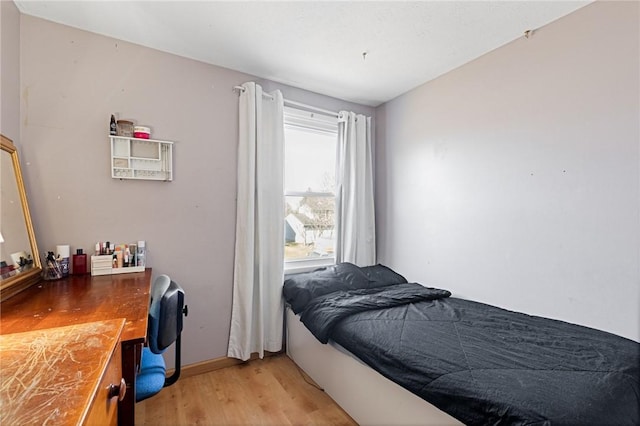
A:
[
  {"xmin": 285, "ymin": 195, "xmax": 335, "ymax": 261},
  {"xmin": 284, "ymin": 127, "xmax": 336, "ymax": 193}
]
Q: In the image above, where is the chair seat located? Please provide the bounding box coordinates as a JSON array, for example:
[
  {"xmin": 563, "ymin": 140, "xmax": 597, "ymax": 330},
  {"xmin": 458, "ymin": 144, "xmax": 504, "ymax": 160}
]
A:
[
  {"xmin": 135, "ymin": 275, "xmax": 186, "ymax": 402},
  {"xmin": 136, "ymin": 347, "xmax": 166, "ymax": 402}
]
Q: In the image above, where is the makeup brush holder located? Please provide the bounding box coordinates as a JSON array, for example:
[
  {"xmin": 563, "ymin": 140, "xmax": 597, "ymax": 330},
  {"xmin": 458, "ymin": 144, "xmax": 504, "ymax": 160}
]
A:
[{"xmin": 43, "ymin": 258, "xmax": 63, "ymax": 280}]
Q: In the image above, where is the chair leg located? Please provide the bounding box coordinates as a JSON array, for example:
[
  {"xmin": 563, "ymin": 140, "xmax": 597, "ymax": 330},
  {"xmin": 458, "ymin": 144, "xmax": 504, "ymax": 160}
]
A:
[{"xmin": 164, "ymin": 334, "xmax": 181, "ymax": 387}]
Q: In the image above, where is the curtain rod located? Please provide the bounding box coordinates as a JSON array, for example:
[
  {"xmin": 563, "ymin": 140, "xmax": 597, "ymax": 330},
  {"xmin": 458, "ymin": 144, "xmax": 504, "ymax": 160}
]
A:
[{"xmin": 233, "ymin": 86, "xmax": 339, "ymax": 118}]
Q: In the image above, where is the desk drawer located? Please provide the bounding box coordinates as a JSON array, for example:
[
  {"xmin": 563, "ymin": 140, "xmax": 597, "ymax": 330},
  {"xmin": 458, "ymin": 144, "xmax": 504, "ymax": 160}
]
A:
[{"xmin": 84, "ymin": 342, "xmax": 123, "ymax": 426}]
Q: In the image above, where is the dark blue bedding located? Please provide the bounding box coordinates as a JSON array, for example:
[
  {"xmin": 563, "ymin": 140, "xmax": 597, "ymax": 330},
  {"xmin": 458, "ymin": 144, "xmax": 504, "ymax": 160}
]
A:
[
  {"xmin": 300, "ymin": 283, "xmax": 451, "ymax": 343},
  {"xmin": 285, "ymin": 264, "xmax": 640, "ymax": 425}
]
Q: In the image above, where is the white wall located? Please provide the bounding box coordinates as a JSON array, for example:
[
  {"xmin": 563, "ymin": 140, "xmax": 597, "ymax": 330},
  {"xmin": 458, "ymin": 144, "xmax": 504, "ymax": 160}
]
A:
[
  {"xmin": 375, "ymin": 1, "xmax": 639, "ymax": 341},
  {"xmin": 17, "ymin": 14, "xmax": 373, "ymax": 365}
]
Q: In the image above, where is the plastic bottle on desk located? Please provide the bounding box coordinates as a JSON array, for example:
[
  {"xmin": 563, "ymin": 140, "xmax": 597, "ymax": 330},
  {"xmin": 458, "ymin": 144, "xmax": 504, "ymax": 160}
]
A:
[{"xmin": 136, "ymin": 241, "xmax": 146, "ymax": 268}]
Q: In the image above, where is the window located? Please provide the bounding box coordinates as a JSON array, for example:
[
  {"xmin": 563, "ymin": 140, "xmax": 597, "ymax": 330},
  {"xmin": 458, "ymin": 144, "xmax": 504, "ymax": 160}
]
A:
[{"xmin": 284, "ymin": 107, "xmax": 338, "ymax": 271}]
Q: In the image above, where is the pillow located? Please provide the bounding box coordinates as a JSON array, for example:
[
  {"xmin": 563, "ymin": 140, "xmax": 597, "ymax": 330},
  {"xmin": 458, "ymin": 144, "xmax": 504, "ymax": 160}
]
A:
[
  {"xmin": 360, "ymin": 264, "xmax": 408, "ymax": 286},
  {"xmin": 283, "ymin": 263, "xmax": 369, "ymax": 314},
  {"xmin": 283, "ymin": 262, "xmax": 409, "ymax": 314}
]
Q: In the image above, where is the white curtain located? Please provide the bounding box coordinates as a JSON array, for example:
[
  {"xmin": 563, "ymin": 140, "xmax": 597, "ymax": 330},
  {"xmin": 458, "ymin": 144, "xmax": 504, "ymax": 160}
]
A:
[
  {"xmin": 335, "ymin": 111, "xmax": 376, "ymax": 266},
  {"xmin": 228, "ymin": 82, "xmax": 285, "ymax": 361}
]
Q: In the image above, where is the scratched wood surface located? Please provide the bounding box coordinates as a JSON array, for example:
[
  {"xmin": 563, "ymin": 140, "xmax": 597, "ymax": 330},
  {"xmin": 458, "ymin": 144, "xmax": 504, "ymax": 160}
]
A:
[
  {"xmin": 0, "ymin": 269, "xmax": 151, "ymax": 343},
  {"xmin": 0, "ymin": 269, "xmax": 152, "ymax": 425},
  {"xmin": 0, "ymin": 319, "xmax": 124, "ymax": 425}
]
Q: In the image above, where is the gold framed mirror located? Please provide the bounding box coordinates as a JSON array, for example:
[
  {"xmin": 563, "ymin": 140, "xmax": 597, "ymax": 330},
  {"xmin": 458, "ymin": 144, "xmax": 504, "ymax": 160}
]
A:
[{"xmin": 1, "ymin": 134, "xmax": 42, "ymax": 301}]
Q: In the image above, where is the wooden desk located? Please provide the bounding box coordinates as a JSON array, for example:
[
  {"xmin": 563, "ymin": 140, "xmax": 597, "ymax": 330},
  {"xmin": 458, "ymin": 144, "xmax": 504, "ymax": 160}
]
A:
[
  {"xmin": 0, "ymin": 269, "xmax": 152, "ymax": 425},
  {"xmin": 0, "ymin": 319, "xmax": 125, "ymax": 425}
]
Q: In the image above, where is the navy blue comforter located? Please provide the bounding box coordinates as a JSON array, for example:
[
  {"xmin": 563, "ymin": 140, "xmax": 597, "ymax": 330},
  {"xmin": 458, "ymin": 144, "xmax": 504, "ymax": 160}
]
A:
[{"xmin": 296, "ymin": 279, "xmax": 640, "ymax": 425}]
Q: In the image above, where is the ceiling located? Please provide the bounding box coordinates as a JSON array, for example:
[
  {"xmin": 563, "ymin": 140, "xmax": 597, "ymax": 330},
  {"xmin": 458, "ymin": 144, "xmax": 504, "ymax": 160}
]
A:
[{"xmin": 14, "ymin": 1, "xmax": 592, "ymax": 107}]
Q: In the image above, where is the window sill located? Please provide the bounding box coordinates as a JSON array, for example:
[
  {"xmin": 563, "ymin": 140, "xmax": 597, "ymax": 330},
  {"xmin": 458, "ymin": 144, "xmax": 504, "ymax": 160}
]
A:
[{"xmin": 284, "ymin": 257, "xmax": 335, "ymax": 275}]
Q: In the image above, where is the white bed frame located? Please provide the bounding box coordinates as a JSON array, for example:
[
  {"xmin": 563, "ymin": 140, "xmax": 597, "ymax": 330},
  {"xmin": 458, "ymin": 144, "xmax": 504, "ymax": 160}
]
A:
[{"xmin": 286, "ymin": 308, "xmax": 462, "ymax": 425}]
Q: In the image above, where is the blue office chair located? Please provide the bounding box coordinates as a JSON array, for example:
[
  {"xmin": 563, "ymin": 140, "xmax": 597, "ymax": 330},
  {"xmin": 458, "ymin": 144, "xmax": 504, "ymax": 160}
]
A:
[{"xmin": 136, "ymin": 274, "xmax": 188, "ymax": 402}]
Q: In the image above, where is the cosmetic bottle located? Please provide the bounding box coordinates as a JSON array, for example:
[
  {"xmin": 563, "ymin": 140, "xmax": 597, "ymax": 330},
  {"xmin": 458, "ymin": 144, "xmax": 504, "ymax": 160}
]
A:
[
  {"xmin": 72, "ymin": 248, "xmax": 87, "ymax": 275},
  {"xmin": 56, "ymin": 245, "xmax": 70, "ymax": 277},
  {"xmin": 129, "ymin": 243, "xmax": 137, "ymax": 267},
  {"xmin": 136, "ymin": 241, "xmax": 146, "ymax": 268},
  {"xmin": 115, "ymin": 250, "xmax": 123, "ymax": 269},
  {"xmin": 110, "ymin": 114, "xmax": 117, "ymax": 135}
]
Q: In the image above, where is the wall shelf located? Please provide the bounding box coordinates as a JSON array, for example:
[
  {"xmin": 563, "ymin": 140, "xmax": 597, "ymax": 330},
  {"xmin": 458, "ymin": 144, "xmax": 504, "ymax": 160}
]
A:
[{"xmin": 109, "ymin": 135, "xmax": 174, "ymax": 181}]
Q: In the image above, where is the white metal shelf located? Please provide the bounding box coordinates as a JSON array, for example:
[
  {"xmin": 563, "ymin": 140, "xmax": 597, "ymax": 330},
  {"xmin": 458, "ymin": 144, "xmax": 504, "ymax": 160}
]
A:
[{"xmin": 109, "ymin": 135, "xmax": 174, "ymax": 181}]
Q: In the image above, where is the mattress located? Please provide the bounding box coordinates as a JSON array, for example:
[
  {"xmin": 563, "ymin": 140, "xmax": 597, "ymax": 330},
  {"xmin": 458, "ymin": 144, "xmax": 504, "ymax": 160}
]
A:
[
  {"xmin": 284, "ymin": 263, "xmax": 640, "ymax": 425},
  {"xmin": 286, "ymin": 306, "xmax": 462, "ymax": 426}
]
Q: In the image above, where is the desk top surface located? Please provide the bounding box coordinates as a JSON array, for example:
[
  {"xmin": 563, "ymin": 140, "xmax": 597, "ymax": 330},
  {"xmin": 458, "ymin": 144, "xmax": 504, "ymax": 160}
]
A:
[
  {"xmin": 0, "ymin": 269, "xmax": 152, "ymax": 343},
  {"xmin": 0, "ymin": 318, "xmax": 125, "ymax": 425}
]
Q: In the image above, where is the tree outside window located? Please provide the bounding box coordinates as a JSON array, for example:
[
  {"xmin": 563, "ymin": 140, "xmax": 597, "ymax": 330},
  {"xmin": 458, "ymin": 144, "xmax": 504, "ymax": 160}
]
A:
[{"xmin": 284, "ymin": 109, "xmax": 337, "ymax": 265}]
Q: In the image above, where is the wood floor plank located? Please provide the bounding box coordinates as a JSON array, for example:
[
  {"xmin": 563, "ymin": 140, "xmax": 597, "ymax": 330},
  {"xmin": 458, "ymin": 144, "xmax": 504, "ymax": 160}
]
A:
[{"xmin": 136, "ymin": 354, "xmax": 356, "ymax": 425}]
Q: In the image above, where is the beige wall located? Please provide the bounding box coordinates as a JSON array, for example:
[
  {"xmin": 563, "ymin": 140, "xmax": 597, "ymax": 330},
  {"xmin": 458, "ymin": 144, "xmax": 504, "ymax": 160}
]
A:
[
  {"xmin": 376, "ymin": 1, "xmax": 639, "ymax": 341},
  {"xmin": 1, "ymin": 0, "xmax": 20, "ymax": 141},
  {"xmin": 18, "ymin": 14, "xmax": 373, "ymax": 365},
  {"xmin": 1, "ymin": 0, "xmax": 22, "ymax": 272},
  {"xmin": 9, "ymin": 0, "xmax": 637, "ymax": 365}
]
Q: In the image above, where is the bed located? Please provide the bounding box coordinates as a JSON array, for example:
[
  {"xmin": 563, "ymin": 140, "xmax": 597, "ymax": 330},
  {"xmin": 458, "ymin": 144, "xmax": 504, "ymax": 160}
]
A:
[{"xmin": 283, "ymin": 262, "xmax": 640, "ymax": 425}]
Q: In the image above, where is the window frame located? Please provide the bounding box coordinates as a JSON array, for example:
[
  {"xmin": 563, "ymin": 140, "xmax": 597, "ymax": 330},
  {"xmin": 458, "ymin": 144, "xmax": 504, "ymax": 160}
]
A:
[{"xmin": 283, "ymin": 106, "xmax": 338, "ymax": 273}]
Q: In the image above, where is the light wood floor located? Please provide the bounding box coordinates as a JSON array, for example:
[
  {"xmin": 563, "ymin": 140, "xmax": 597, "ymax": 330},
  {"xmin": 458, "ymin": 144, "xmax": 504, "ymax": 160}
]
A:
[{"xmin": 135, "ymin": 354, "xmax": 357, "ymax": 425}]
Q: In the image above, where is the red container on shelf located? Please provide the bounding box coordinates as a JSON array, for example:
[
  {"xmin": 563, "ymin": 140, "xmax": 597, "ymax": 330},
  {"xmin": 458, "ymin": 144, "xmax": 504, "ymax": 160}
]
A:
[{"xmin": 133, "ymin": 126, "xmax": 151, "ymax": 139}]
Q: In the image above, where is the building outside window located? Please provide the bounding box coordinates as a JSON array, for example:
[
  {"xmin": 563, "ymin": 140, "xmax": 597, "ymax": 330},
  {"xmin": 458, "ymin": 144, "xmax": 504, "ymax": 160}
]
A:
[{"xmin": 284, "ymin": 107, "xmax": 338, "ymax": 272}]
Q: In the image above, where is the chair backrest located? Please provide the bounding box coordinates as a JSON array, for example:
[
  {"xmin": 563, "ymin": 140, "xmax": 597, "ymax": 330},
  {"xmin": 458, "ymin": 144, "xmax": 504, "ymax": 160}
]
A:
[{"xmin": 148, "ymin": 274, "xmax": 185, "ymax": 354}]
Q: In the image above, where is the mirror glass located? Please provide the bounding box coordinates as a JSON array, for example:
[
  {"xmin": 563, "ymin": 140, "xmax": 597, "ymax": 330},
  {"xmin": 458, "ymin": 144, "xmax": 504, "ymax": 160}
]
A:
[{"xmin": 1, "ymin": 134, "xmax": 42, "ymax": 300}]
